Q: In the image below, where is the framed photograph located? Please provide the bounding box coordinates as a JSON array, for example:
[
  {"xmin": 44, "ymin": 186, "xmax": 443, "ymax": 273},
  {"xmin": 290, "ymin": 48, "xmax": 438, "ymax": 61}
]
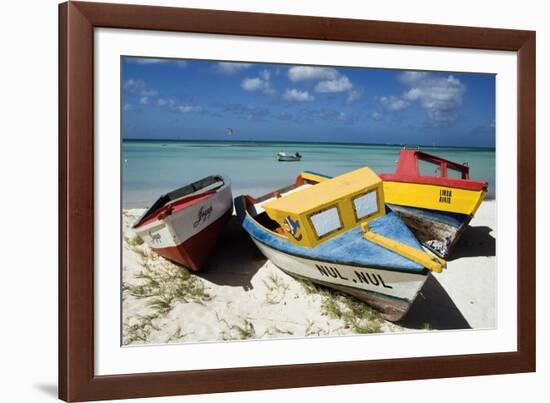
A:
[{"xmin": 59, "ymin": 1, "xmax": 536, "ymax": 401}]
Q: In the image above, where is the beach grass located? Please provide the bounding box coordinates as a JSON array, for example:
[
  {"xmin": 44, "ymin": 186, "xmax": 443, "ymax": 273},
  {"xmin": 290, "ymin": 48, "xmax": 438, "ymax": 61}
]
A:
[
  {"xmin": 297, "ymin": 278, "xmax": 384, "ymax": 334},
  {"xmin": 218, "ymin": 316, "xmax": 257, "ymax": 340},
  {"xmin": 122, "ymin": 241, "xmax": 211, "ymax": 345},
  {"xmin": 121, "ymin": 200, "xmax": 497, "ymax": 345},
  {"xmin": 263, "ymin": 273, "xmax": 290, "ymax": 304}
]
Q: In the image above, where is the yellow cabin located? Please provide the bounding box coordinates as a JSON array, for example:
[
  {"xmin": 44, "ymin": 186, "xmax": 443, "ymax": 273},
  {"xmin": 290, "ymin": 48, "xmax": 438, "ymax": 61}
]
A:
[{"xmin": 262, "ymin": 167, "xmax": 386, "ymax": 248}]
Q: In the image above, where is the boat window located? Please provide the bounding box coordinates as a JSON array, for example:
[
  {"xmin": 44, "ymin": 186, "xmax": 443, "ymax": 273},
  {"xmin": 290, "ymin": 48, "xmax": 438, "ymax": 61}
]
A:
[
  {"xmin": 418, "ymin": 158, "xmax": 441, "ymax": 177},
  {"xmin": 447, "ymin": 166, "xmax": 465, "ymax": 179},
  {"xmin": 309, "ymin": 207, "xmax": 342, "ymax": 239},
  {"xmin": 353, "ymin": 190, "xmax": 378, "ymax": 221}
]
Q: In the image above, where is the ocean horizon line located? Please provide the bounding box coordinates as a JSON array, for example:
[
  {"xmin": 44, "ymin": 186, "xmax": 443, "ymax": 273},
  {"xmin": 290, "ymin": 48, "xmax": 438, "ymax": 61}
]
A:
[{"xmin": 122, "ymin": 138, "xmax": 496, "ymax": 151}]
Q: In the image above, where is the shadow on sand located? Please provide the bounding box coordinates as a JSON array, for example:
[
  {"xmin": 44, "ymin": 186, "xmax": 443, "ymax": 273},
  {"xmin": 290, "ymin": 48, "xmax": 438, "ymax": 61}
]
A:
[
  {"xmin": 449, "ymin": 225, "xmax": 496, "ymax": 261},
  {"xmin": 199, "ymin": 216, "xmax": 267, "ymax": 290},
  {"xmin": 398, "ymin": 275, "xmax": 471, "ymax": 330},
  {"xmin": 196, "ymin": 217, "xmax": 488, "ymax": 330}
]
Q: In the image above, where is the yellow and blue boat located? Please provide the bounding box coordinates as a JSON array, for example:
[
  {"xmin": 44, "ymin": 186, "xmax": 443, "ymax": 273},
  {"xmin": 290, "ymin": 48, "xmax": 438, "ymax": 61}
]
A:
[
  {"xmin": 235, "ymin": 168, "xmax": 446, "ymax": 321},
  {"xmin": 380, "ymin": 149, "xmax": 488, "ymax": 258}
]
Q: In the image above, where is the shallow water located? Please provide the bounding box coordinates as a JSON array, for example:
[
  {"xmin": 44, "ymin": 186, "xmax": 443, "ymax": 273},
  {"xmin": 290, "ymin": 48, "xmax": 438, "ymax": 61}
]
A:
[{"xmin": 122, "ymin": 140, "xmax": 496, "ymax": 208}]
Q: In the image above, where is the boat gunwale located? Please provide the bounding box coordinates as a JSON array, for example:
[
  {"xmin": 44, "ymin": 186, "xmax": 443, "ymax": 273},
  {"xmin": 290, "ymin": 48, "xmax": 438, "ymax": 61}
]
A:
[{"xmin": 133, "ymin": 175, "xmax": 231, "ymax": 229}]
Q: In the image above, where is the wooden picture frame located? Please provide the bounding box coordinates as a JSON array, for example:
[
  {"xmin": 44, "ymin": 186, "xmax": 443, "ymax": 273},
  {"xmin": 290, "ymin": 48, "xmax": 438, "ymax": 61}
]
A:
[{"xmin": 59, "ymin": 1, "xmax": 536, "ymax": 401}]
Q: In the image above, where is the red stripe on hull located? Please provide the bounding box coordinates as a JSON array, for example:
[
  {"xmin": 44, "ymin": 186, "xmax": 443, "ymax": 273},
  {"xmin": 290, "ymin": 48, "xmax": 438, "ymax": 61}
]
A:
[
  {"xmin": 152, "ymin": 209, "xmax": 232, "ymax": 271},
  {"xmin": 379, "ymin": 174, "xmax": 486, "ymax": 191}
]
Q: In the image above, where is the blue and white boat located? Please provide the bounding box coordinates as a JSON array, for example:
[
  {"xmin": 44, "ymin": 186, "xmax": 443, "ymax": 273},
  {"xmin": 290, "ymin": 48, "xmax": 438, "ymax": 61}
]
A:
[{"xmin": 235, "ymin": 168, "xmax": 446, "ymax": 321}]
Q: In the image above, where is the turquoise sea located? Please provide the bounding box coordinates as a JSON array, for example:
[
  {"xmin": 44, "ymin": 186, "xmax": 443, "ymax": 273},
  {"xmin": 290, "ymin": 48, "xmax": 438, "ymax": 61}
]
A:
[{"xmin": 122, "ymin": 140, "xmax": 496, "ymax": 208}]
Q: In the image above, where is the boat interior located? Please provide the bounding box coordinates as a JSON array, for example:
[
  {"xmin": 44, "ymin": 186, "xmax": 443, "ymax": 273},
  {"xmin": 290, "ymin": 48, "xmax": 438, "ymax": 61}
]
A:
[
  {"xmin": 247, "ymin": 182, "xmax": 314, "ymax": 237},
  {"xmin": 135, "ymin": 175, "xmax": 225, "ymax": 227},
  {"xmin": 245, "ymin": 171, "xmax": 328, "ymax": 237}
]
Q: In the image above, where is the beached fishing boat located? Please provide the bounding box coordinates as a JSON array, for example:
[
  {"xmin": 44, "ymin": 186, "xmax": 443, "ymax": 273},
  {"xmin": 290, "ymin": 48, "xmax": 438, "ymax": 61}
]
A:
[
  {"xmin": 133, "ymin": 175, "xmax": 233, "ymax": 271},
  {"xmin": 380, "ymin": 149, "xmax": 488, "ymax": 259},
  {"xmin": 235, "ymin": 169, "xmax": 446, "ymax": 321},
  {"xmin": 277, "ymin": 152, "xmax": 302, "ymax": 162}
]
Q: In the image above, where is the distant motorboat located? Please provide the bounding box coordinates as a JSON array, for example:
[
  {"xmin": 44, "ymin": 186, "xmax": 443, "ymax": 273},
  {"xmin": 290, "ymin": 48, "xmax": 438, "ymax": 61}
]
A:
[{"xmin": 277, "ymin": 152, "xmax": 302, "ymax": 162}]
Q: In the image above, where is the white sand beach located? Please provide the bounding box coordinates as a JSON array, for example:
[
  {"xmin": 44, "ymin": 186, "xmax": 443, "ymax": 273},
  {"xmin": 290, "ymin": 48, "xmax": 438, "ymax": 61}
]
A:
[{"xmin": 122, "ymin": 201, "xmax": 496, "ymax": 345}]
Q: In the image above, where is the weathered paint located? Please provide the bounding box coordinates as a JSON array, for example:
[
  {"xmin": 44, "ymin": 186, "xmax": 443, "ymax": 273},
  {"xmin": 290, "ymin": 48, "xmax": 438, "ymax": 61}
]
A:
[
  {"xmin": 235, "ymin": 193, "xmax": 432, "ymax": 319},
  {"xmin": 253, "ymin": 238, "xmax": 427, "ymax": 321},
  {"xmin": 151, "ymin": 209, "xmax": 232, "ymax": 271},
  {"xmin": 236, "ymin": 196, "xmax": 427, "ymax": 274},
  {"xmin": 387, "ymin": 203, "xmax": 471, "ymax": 259},
  {"xmin": 133, "ymin": 177, "xmax": 233, "ymax": 271},
  {"xmin": 383, "ymin": 181, "xmax": 486, "ymax": 216},
  {"xmin": 262, "ymin": 167, "xmax": 385, "ymax": 247},
  {"xmin": 362, "ymin": 223, "xmax": 446, "ymax": 273}
]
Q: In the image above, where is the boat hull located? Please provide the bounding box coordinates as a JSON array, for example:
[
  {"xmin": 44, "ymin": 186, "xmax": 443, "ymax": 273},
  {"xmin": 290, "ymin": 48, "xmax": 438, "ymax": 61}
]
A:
[
  {"xmin": 387, "ymin": 203, "xmax": 471, "ymax": 259},
  {"xmin": 382, "ymin": 180, "xmax": 485, "ymax": 216},
  {"xmin": 252, "ymin": 238, "xmax": 428, "ymax": 321},
  {"xmin": 134, "ymin": 182, "xmax": 233, "ymax": 271},
  {"xmin": 150, "ymin": 209, "xmax": 232, "ymax": 270},
  {"xmin": 277, "ymin": 157, "xmax": 301, "ymax": 162}
]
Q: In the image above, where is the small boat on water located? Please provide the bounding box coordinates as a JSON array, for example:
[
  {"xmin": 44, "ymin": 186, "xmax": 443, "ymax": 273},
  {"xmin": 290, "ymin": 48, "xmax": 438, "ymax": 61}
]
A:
[
  {"xmin": 133, "ymin": 175, "xmax": 233, "ymax": 271},
  {"xmin": 380, "ymin": 149, "xmax": 488, "ymax": 259},
  {"xmin": 277, "ymin": 152, "xmax": 302, "ymax": 162},
  {"xmin": 235, "ymin": 168, "xmax": 445, "ymax": 321}
]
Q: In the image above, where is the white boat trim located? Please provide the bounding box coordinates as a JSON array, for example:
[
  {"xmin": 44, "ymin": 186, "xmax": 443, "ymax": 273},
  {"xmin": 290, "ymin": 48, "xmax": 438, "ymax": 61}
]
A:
[
  {"xmin": 252, "ymin": 238, "xmax": 428, "ymax": 303},
  {"xmin": 134, "ymin": 177, "xmax": 233, "ymax": 249}
]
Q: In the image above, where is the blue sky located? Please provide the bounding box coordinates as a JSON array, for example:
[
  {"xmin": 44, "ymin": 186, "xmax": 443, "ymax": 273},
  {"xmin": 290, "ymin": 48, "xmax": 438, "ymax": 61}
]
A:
[{"xmin": 122, "ymin": 57, "xmax": 495, "ymax": 148}]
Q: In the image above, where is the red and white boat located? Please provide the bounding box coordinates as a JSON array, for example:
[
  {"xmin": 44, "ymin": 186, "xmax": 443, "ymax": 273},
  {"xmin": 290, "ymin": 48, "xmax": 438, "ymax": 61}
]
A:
[{"xmin": 132, "ymin": 175, "xmax": 233, "ymax": 271}]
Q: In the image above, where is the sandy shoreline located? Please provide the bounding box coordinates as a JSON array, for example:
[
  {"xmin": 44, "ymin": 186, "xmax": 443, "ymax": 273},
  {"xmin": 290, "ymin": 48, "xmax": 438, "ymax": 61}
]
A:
[{"xmin": 122, "ymin": 201, "xmax": 496, "ymax": 345}]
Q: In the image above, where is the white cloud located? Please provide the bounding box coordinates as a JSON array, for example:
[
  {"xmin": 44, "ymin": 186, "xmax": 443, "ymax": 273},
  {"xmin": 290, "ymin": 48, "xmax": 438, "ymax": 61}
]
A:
[
  {"xmin": 380, "ymin": 96, "xmax": 410, "ymax": 111},
  {"xmin": 123, "ymin": 79, "xmax": 158, "ymax": 97},
  {"xmin": 288, "ymin": 66, "xmax": 339, "ymax": 82},
  {"xmin": 128, "ymin": 57, "xmax": 168, "ymax": 64},
  {"xmin": 241, "ymin": 70, "xmax": 275, "ymax": 94},
  {"xmin": 172, "ymin": 105, "xmax": 202, "ymax": 113},
  {"xmin": 284, "ymin": 89, "xmax": 315, "ymax": 102},
  {"xmin": 259, "ymin": 70, "xmax": 270, "ymax": 81},
  {"xmin": 369, "ymin": 111, "xmax": 383, "ymax": 121},
  {"xmin": 376, "ymin": 72, "xmax": 466, "ymax": 123},
  {"xmin": 123, "ymin": 104, "xmax": 133, "ymax": 112},
  {"xmin": 287, "ymin": 65, "xmax": 359, "ymax": 101},
  {"xmin": 126, "ymin": 58, "xmax": 186, "ymax": 67},
  {"xmin": 346, "ymin": 89, "xmax": 362, "ymax": 104},
  {"xmin": 399, "ymin": 71, "xmax": 429, "ymax": 85},
  {"xmin": 315, "ymin": 76, "xmax": 353, "ymax": 93},
  {"xmin": 400, "ymin": 73, "xmax": 466, "ymax": 122},
  {"xmin": 123, "ymin": 81, "xmax": 201, "ymax": 114},
  {"xmin": 241, "ymin": 78, "xmax": 264, "ymax": 91},
  {"xmin": 155, "ymin": 97, "xmax": 201, "ymax": 113},
  {"xmin": 217, "ymin": 62, "xmax": 253, "ymax": 74}
]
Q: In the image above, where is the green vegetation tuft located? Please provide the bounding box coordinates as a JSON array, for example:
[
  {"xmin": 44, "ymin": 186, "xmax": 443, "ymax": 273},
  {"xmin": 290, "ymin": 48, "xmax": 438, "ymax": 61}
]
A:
[
  {"xmin": 126, "ymin": 233, "xmax": 145, "ymax": 247},
  {"xmin": 262, "ymin": 273, "xmax": 289, "ymax": 304},
  {"xmin": 166, "ymin": 326, "xmax": 187, "ymax": 343},
  {"xmin": 122, "ymin": 261, "xmax": 210, "ymax": 345},
  {"xmin": 217, "ymin": 315, "xmax": 257, "ymax": 340},
  {"xmin": 297, "ymin": 278, "xmax": 384, "ymax": 334}
]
